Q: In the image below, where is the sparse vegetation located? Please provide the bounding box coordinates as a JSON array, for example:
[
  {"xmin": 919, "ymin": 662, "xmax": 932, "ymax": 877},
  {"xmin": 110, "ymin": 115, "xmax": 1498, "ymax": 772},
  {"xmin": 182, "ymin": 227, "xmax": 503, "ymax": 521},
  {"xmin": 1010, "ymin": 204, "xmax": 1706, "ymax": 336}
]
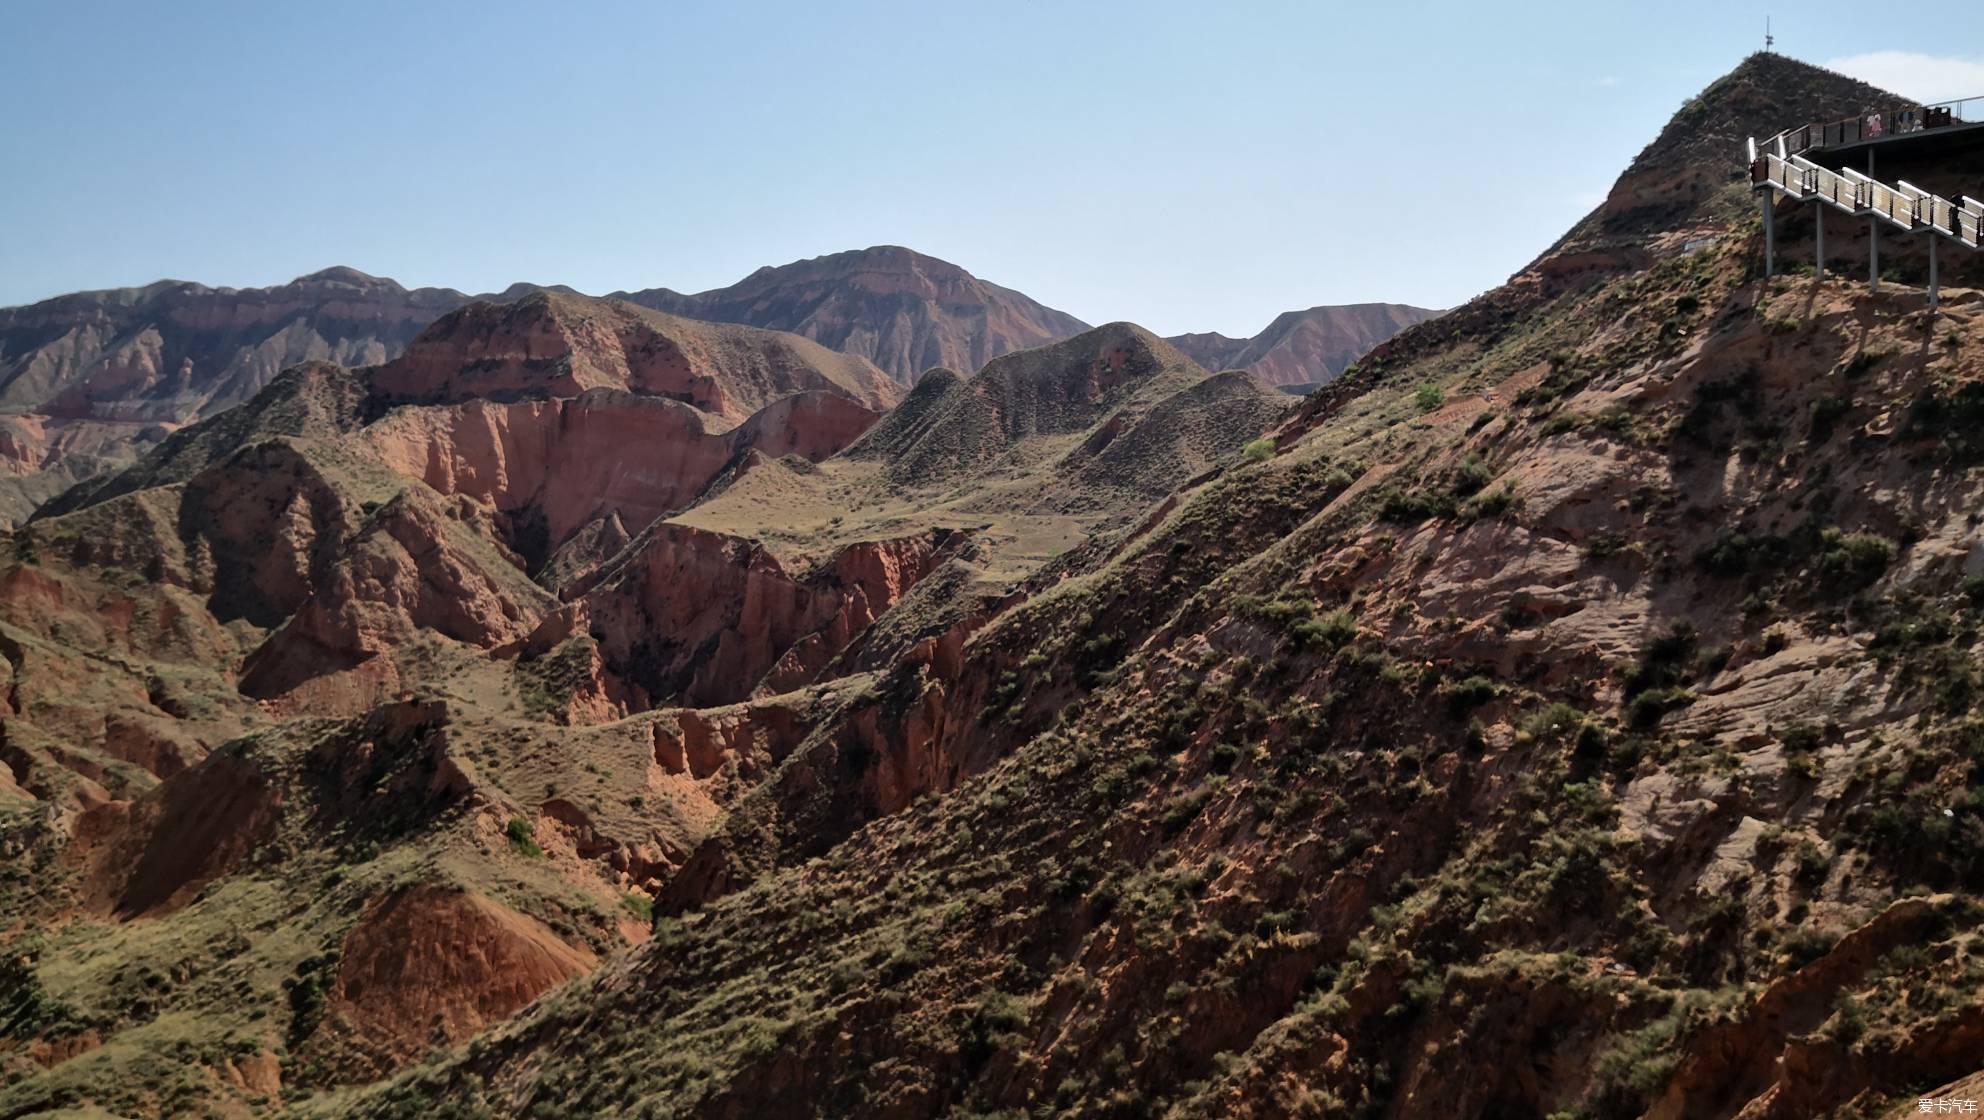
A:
[
  {"xmin": 4, "ymin": 48, "xmax": 1981, "ymax": 1120},
  {"xmin": 505, "ymin": 818, "xmax": 544, "ymax": 859}
]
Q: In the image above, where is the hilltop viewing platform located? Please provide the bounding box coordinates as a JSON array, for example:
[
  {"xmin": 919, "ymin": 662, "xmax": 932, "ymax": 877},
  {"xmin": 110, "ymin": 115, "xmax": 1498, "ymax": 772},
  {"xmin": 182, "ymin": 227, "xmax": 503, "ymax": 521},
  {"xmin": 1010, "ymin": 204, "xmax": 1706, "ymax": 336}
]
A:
[
  {"xmin": 1775, "ymin": 95, "xmax": 1984, "ymax": 161},
  {"xmin": 1751, "ymin": 94, "xmax": 1984, "ymax": 307}
]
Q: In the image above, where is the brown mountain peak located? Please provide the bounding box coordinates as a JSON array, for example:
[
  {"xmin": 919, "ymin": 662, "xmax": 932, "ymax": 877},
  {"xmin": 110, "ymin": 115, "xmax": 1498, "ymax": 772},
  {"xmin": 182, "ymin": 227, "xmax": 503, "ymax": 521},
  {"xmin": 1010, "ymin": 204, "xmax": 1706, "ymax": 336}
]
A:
[
  {"xmin": 613, "ymin": 246, "xmax": 1090, "ymax": 384},
  {"xmin": 1573, "ymin": 53, "xmax": 1906, "ymax": 250},
  {"xmin": 1166, "ymin": 304, "xmax": 1440, "ymax": 387},
  {"xmin": 287, "ymin": 266, "xmax": 403, "ymax": 292}
]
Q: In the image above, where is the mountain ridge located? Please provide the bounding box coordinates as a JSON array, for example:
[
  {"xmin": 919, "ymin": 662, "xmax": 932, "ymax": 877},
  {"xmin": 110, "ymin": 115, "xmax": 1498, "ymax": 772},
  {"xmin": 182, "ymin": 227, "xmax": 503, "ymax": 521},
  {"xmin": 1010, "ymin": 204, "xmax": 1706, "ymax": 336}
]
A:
[
  {"xmin": 611, "ymin": 245, "xmax": 1094, "ymax": 385},
  {"xmin": 1166, "ymin": 301, "xmax": 1442, "ymax": 387}
]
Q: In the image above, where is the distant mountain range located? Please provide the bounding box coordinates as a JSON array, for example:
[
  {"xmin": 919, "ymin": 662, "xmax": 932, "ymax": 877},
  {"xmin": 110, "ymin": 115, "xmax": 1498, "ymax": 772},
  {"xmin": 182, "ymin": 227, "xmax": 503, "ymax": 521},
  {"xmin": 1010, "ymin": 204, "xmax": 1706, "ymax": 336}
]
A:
[
  {"xmin": 0, "ymin": 249, "xmax": 1434, "ymax": 523},
  {"xmin": 1, "ymin": 248, "xmax": 1433, "ymax": 417},
  {"xmin": 1164, "ymin": 303, "xmax": 1441, "ymax": 388}
]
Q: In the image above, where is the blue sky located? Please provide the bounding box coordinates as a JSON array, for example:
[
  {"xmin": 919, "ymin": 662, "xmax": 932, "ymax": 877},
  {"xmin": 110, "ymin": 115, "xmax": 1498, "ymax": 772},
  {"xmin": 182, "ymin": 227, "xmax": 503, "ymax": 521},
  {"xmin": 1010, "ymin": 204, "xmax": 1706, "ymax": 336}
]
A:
[{"xmin": 3, "ymin": 1, "xmax": 1982, "ymax": 335}]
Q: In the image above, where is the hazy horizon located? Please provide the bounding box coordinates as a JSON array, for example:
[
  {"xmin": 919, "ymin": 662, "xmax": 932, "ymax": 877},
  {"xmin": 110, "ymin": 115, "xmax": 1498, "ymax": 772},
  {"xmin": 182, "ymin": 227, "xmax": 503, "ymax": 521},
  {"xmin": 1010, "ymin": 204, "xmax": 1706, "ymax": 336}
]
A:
[{"xmin": 3, "ymin": 0, "xmax": 1981, "ymax": 335}]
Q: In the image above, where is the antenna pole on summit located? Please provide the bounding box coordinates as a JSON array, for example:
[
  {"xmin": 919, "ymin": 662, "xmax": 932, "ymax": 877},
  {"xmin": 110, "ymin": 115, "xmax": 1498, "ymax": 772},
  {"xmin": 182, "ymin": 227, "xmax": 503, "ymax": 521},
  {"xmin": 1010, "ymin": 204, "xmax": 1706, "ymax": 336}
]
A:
[{"xmin": 1765, "ymin": 16, "xmax": 1774, "ymax": 52}]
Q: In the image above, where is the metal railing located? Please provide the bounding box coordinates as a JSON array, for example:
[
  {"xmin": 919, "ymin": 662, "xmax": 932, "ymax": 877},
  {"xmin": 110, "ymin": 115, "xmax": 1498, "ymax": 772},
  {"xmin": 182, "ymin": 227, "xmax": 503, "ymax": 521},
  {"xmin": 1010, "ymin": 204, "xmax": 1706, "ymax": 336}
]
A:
[
  {"xmin": 1961, "ymin": 198, "xmax": 1984, "ymax": 245},
  {"xmin": 1753, "ymin": 149, "xmax": 1981, "ymax": 249},
  {"xmin": 1767, "ymin": 95, "xmax": 1984, "ymax": 158}
]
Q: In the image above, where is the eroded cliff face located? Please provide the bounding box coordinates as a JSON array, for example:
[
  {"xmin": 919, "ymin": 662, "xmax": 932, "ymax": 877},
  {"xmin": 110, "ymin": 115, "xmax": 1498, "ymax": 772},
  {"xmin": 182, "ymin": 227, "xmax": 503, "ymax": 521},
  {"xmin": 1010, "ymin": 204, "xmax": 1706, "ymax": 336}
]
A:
[
  {"xmin": 303, "ymin": 884, "xmax": 596, "ymax": 1083},
  {"xmin": 0, "ymin": 257, "xmax": 1033, "ymax": 1114},
  {"xmin": 239, "ymin": 489, "xmax": 556, "ymax": 704},
  {"xmin": 0, "ymin": 268, "xmax": 460, "ymax": 423},
  {"xmin": 531, "ymin": 523, "xmax": 967, "ymax": 709},
  {"xmin": 64, "ymin": 742, "xmax": 283, "ymax": 919},
  {"xmin": 362, "ymin": 388, "xmax": 881, "ymax": 558},
  {"xmin": 369, "ymin": 291, "xmax": 901, "ymax": 420}
]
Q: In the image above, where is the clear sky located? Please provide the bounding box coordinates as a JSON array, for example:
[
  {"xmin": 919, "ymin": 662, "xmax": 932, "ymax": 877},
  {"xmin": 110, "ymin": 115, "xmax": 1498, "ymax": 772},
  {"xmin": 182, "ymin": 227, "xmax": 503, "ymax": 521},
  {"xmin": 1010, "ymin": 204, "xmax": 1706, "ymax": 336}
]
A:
[{"xmin": 3, "ymin": 1, "xmax": 1982, "ymax": 335}]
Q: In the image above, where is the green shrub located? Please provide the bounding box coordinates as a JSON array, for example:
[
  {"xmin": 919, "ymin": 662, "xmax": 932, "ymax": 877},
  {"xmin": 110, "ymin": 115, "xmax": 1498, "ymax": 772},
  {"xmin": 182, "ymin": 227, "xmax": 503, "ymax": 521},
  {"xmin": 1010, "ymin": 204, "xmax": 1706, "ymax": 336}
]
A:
[
  {"xmin": 1808, "ymin": 394, "xmax": 1850, "ymax": 443},
  {"xmin": 1696, "ymin": 532, "xmax": 1790, "ymax": 578},
  {"xmin": 1460, "ymin": 484, "xmax": 1522, "ymax": 522},
  {"xmin": 1586, "ymin": 1009, "xmax": 1686, "ymax": 1120},
  {"xmin": 282, "ymin": 952, "xmax": 339, "ymax": 1046},
  {"xmin": 1291, "ymin": 609, "xmax": 1359, "ymax": 651},
  {"xmin": 1909, "ymin": 382, "xmax": 1984, "ymax": 464},
  {"xmin": 1624, "ymin": 621, "xmax": 1697, "ymax": 699},
  {"xmin": 1446, "ymin": 675, "xmax": 1498, "ymax": 715},
  {"xmin": 1575, "ymin": 720, "xmax": 1611, "ymax": 759},
  {"xmin": 1522, "ymin": 702, "xmax": 1586, "ymax": 741},
  {"xmin": 1582, "ymin": 531, "xmax": 1629, "ymax": 560},
  {"xmin": 1208, "ymin": 742, "xmax": 1242, "ymax": 774},
  {"xmin": 1159, "ymin": 790, "xmax": 1213, "ymax": 835},
  {"xmin": 1815, "ymin": 531, "xmax": 1895, "ymax": 596},
  {"xmin": 1778, "ymin": 926, "xmax": 1837, "ymax": 969},
  {"xmin": 1841, "ymin": 349, "xmax": 1888, "ymax": 377},
  {"xmin": 1374, "ymin": 485, "xmax": 1454, "ymax": 522},
  {"xmin": 1413, "ymin": 384, "xmax": 1445, "ymax": 412},
  {"xmin": 505, "ymin": 818, "xmax": 544, "ymax": 859},
  {"xmin": 1242, "ymin": 437, "xmax": 1275, "ymax": 463},
  {"xmin": 1627, "ymin": 688, "xmax": 1693, "ymax": 730},
  {"xmin": 1448, "ymin": 454, "xmax": 1493, "ymax": 497}
]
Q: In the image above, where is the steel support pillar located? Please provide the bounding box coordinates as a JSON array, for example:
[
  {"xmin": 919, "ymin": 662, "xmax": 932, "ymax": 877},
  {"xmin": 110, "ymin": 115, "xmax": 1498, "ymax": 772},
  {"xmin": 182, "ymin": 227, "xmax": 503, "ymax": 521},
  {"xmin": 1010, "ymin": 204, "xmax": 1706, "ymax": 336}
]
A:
[
  {"xmin": 1869, "ymin": 150, "xmax": 1880, "ymax": 293},
  {"xmin": 1815, "ymin": 204, "xmax": 1824, "ymax": 279},
  {"xmin": 1930, "ymin": 236, "xmax": 1940, "ymax": 315},
  {"xmin": 1764, "ymin": 191, "xmax": 1775, "ymax": 279},
  {"xmin": 1871, "ymin": 221, "xmax": 1880, "ymax": 291}
]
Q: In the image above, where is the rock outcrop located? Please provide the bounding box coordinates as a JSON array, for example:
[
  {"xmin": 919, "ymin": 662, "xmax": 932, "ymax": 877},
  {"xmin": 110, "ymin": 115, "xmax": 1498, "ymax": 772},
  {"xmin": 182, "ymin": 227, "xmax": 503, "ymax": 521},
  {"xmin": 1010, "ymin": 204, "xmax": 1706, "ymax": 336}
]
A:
[
  {"xmin": 362, "ymin": 388, "xmax": 881, "ymax": 558},
  {"xmin": 239, "ymin": 489, "xmax": 556, "ymax": 703},
  {"xmin": 303, "ymin": 884, "xmax": 595, "ymax": 1082},
  {"xmin": 369, "ymin": 291, "xmax": 901, "ymax": 420},
  {"xmin": 532, "ymin": 524, "xmax": 966, "ymax": 708}
]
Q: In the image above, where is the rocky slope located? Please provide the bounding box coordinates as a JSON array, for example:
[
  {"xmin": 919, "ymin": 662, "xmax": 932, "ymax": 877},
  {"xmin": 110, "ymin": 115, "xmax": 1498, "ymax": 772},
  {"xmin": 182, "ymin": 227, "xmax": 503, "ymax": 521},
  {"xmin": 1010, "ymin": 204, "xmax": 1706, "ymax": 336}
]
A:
[
  {"xmin": 1167, "ymin": 302, "xmax": 1442, "ymax": 388},
  {"xmin": 614, "ymin": 246, "xmax": 1092, "ymax": 385},
  {"xmin": 847, "ymin": 323, "xmax": 1288, "ymax": 498},
  {"xmin": 282, "ymin": 53, "xmax": 1984, "ymax": 1120},
  {"xmin": 0, "ymin": 242, "xmax": 1281, "ymax": 1113},
  {"xmin": 7, "ymin": 48, "xmax": 1981, "ymax": 1120}
]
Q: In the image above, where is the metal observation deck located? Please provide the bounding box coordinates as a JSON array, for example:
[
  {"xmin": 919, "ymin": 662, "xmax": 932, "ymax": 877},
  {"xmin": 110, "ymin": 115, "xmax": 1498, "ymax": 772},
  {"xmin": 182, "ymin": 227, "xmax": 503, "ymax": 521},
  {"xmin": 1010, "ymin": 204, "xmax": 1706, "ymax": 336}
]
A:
[{"xmin": 1748, "ymin": 97, "xmax": 1984, "ymax": 311}]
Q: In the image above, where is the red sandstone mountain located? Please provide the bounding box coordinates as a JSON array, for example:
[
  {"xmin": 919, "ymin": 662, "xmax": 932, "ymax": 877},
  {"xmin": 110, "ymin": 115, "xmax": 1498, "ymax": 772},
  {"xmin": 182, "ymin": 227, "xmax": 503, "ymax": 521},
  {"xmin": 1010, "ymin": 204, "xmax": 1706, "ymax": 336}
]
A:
[
  {"xmin": 0, "ymin": 252, "xmax": 1081, "ymax": 523},
  {"xmin": 13, "ymin": 50, "xmax": 1978, "ymax": 1120},
  {"xmin": 612, "ymin": 246, "xmax": 1092, "ymax": 384},
  {"xmin": 0, "ymin": 267, "xmax": 468, "ymax": 422},
  {"xmin": 1165, "ymin": 302, "xmax": 1441, "ymax": 388},
  {"xmin": 0, "ymin": 267, "xmax": 486, "ymax": 527},
  {"xmin": 370, "ymin": 291, "xmax": 903, "ymax": 421},
  {"xmin": 283, "ymin": 54, "xmax": 1984, "ymax": 1120}
]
